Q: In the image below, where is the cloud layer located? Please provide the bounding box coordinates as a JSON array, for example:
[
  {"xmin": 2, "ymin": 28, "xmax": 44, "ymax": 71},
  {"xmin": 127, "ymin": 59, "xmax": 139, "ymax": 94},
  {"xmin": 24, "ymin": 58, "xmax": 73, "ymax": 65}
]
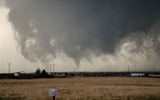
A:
[{"xmin": 4, "ymin": 0, "xmax": 160, "ymax": 70}]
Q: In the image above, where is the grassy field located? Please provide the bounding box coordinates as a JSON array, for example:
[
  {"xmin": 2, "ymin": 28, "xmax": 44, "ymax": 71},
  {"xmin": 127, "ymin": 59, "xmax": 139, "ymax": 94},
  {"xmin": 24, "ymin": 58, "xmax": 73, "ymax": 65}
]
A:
[{"xmin": 0, "ymin": 77, "xmax": 160, "ymax": 100}]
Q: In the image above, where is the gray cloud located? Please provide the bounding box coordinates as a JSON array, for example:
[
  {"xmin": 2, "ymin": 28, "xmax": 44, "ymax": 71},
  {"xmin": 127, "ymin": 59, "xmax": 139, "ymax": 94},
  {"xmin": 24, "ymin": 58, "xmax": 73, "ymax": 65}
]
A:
[
  {"xmin": 4, "ymin": 0, "xmax": 160, "ymax": 66},
  {"xmin": 0, "ymin": 0, "xmax": 5, "ymax": 7}
]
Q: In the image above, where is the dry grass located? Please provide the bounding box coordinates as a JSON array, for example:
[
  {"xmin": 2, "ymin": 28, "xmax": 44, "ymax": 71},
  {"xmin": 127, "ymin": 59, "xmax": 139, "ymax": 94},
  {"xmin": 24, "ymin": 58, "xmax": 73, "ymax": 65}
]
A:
[{"xmin": 0, "ymin": 77, "xmax": 160, "ymax": 100}]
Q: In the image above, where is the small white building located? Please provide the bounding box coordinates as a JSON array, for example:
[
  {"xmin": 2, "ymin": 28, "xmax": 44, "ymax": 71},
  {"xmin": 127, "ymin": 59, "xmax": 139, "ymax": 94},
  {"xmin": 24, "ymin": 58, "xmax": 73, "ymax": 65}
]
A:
[
  {"xmin": 14, "ymin": 73, "xmax": 19, "ymax": 77},
  {"xmin": 131, "ymin": 73, "xmax": 145, "ymax": 77}
]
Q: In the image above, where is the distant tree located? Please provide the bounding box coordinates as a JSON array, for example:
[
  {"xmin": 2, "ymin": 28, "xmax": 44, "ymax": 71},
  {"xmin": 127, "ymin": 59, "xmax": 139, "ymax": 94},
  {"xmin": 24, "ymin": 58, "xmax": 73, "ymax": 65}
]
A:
[
  {"xmin": 35, "ymin": 68, "xmax": 41, "ymax": 78},
  {"xmin": 41, "ymin": 69, "xmax": 49, "ymax": 78}
]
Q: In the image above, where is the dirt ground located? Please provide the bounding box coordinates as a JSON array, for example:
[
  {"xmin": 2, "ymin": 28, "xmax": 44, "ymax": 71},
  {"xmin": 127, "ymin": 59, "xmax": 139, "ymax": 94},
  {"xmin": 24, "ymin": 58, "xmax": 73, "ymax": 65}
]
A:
[{"xmin": 0, "ymin": 77, "xmax": 160, "ymax": 100}]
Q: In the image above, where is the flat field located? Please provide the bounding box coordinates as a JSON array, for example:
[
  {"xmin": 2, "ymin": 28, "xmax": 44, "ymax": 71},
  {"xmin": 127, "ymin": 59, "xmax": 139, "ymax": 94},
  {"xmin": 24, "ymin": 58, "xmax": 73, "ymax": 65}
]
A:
[{"xmin": 0, "ymin": 77, "xmax": 160, "ymax": 100}]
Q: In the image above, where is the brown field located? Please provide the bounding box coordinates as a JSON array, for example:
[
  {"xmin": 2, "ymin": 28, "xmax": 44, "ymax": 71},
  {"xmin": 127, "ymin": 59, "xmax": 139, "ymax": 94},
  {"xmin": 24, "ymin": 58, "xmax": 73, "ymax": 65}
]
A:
[{"xmin": 0, "ymin": 77, "xmax": 160, "ymax": 100}]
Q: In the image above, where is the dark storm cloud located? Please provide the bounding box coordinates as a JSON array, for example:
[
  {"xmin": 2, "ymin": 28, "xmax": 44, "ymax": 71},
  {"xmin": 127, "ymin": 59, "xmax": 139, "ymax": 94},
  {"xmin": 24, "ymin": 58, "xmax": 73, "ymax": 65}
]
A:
[{"xmin": 4, "ymin": 0, "xmax": 160, "ymax": 64}]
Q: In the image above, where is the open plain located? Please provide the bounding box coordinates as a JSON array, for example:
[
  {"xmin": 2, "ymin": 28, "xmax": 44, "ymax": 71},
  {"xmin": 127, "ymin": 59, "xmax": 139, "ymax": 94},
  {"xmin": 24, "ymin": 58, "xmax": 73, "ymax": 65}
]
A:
[{"xmin": 0, "ymin": 77, "xmax": 160, "ymax": 100}]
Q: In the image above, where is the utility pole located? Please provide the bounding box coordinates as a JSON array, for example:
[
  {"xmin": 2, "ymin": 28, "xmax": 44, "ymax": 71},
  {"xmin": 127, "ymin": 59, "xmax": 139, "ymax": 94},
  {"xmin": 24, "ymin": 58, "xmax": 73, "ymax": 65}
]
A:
[
  {"xmin": 52, "ymin": 64, "xmax": 55, "ymax": 73},
  {"xmin": 128, "ymin": 64, "xmax": 130, "ymax": 73},
  {"xmin": 8, "ymin": 63, "xmax": 11, "ymax": 74},
  {"xmin": 50, "ymin": 64, "xmax": 52, "ymax": 74}
]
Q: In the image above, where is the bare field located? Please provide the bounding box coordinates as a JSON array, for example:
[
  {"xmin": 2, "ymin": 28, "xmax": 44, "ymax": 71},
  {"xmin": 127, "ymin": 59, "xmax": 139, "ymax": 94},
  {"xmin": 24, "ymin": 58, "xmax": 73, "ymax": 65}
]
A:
[{"xmin": 0, "ymin": 77, "xmax": 160, "ymax": 100}]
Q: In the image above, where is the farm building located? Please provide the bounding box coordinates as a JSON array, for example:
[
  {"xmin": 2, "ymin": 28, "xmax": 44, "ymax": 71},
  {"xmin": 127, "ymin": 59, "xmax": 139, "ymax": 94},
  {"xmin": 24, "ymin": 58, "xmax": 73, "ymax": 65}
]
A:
[
  {"xmin": 131, "ymin": 73, "xmax": 145, "ymax": 77},
  {"xmin": 149, "ymin": 74, "xmax": 160, "ymax": 78}
]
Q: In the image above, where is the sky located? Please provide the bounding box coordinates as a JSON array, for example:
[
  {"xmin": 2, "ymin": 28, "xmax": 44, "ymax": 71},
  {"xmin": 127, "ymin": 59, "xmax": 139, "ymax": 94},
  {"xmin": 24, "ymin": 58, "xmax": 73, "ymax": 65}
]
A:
[{"xmin": 0, "ymin": 0, "xmax": 160, "ymax": 73}]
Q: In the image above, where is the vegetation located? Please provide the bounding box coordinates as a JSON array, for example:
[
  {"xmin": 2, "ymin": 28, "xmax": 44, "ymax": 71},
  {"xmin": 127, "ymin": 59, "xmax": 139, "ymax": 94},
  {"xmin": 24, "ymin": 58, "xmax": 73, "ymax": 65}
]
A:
[
  {"xmin": 41, "ymin": 69, "xmax": 49, "ymax": 78},
  {"xmin": 35, "ymin": 68, "xmax": 41, "ymax": 78},
  {"xmin": 35, "ymin": 68, "xmax": 49, "ymax": 78},
  {"xmin": 0, "ymin": 77, "xmax": 160, "ymax": 100}
]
